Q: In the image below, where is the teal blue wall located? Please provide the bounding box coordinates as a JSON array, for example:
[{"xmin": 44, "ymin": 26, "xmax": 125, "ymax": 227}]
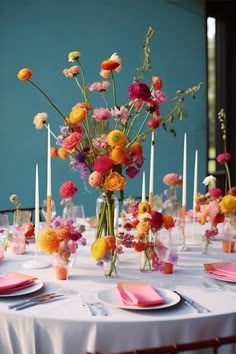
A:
[{"xmin": 0, "ymin": 0, "xmax": 206, "ymax": 217}]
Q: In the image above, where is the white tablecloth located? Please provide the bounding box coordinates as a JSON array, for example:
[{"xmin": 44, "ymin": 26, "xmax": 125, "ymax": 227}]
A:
[{"xmin": 0, "ymin": 228, "xmax": 236, "ymax": 354}]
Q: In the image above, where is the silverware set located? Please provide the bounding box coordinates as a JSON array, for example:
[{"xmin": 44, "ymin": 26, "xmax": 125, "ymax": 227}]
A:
[
  {"xmin": 174, "ymin": 290, "xmax": 211, "ymax": 313},
  {"xmin": 8, "ymin": 293, "xmax": 65, "ymax": 311},
  {"xmin": 203, "ymin": 279, "xmax": 236, "ymax": 293},
  {"xmin": 80, "ymin": 294, "xmax": 108, "ymax": 316}
]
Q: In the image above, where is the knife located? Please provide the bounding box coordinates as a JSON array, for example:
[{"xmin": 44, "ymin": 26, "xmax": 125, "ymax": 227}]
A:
[
  {"xmin": 174, "ymin": 291, "xmax": 211, "ymax": 313},
  {"xmin": 8, "ymin": 293, "xmax": 56, "ymax": 309}
]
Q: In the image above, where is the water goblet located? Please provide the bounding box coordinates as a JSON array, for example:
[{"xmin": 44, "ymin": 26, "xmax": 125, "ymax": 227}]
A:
[
  {"xmin": 0, "ymin": 214, "xmax": 9, "ymax": 256},
  {"xmin": 72, "ymin": 205, "xmax": 85, "ymax": 225}
]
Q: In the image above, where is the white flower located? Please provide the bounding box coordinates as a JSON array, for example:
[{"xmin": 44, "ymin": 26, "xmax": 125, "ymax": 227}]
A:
[{"xmin": 202, "ymin": 175, "xmax": 216, "ymax": 186}]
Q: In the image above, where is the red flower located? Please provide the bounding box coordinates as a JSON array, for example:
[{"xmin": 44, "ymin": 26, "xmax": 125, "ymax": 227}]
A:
[
  {"xmin": 208, "ymin": 188, "xmax": 223, "ymax": 199},
  {"xmin": 126, "ymin": 166, "xmax": 139, "ymax": 178},
  {"xmin": 62, "ymin": 132, "xmax": 81, "ymax": 152},
  {"xmin": 149, "ymin": 211, "xmax": 163, "ymax": 230},
  {"xmin": 128, "ymin": 82, "xmax": 151, "ymax": 101},
  {"xmin": 93, "ymin": 156, "xmax": 113, "ymax": 173},
  {"xmin": 216, "ymin": 152, "xmax": 231, "ymax": 164},
  {"xmin": 59, "ymin": 181, "xmax": 78, "ymax": 199},
  {"xmin": 228, "ymin": 186, "xmax": 236, "ymax": 197}
]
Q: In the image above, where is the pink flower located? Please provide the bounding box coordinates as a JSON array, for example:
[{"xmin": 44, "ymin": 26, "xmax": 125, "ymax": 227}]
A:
[
  {"xmin": 111, "ymin": 105, "xmax": 130, "ymax": 125},
  {"xmin": 128, "ymin": 82, "xmax": 151, "ymax": 101},
  {"xmin": 89, "ymin": 81, "xmax": 110, "ymax": 92},
  {"xmin": 208, "ymin": 188, "xmax": 223, "ymax": 199},
  {"xmin": 92, "ymin": 108, "xmax": 111, "ymax": 121},
  {"xmin": 63, "ymin": 132, "xmax": 81, "ymax": 151},
  {"xmin": 154, "ymin": 90, "xmax": 168, "ymax": 103},
  {"xmin": 126, "ymin": 166, "xmax": 139, "ymax": 179},
  {"xmin": 63, "ymin": 65, "xmax": 80, "ymax": 78},
  {"xmin": 59, "ymin": 181, "xmax": 78, "ymax": 199},
  {"xmin": 93, "ymin": 156, "xmax": 113, "ymax": 173},
  {"xmin": 216, "ymin": 152, "xmax": 231, "ymax": 164},
  {"xmin": 163, "ymin": 173, "xmax": 182, "ymax": 186},
  {"xmin": 88, "ymin": 171, "xmax": 103, "ymax": 187}
]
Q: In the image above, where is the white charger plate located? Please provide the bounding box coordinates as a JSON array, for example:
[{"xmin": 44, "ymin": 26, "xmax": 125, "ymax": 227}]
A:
[
  {"xmin": 97, "ymin": 287, "xmax": 180, "ymax": 310},
  {"xmin": 204, "ymin": 270, "xmax": 236, "ymax": 283},
  {"xmin": 0, "ymin": 279, "xmax": 43, "ymax": 297}
]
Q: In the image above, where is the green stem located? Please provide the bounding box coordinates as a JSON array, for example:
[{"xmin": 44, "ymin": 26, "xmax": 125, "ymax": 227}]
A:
[
  {"xmin": 224, "ymin": 161, "xmax": 232, "ymax": 192},
  {"xmin": 111, "ymin": 71, "xmax": 117, "ymax": 108}
]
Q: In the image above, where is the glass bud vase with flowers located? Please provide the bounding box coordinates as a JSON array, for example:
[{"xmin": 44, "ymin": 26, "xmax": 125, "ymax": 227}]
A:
[
  {"xmin": 219, "ymin": 194, "xmax": 236, "ymax": 259},
  {"xmin": 162, "ymin": 173, "xmax": 182, "ymax": 219},
  {"xmin": 59, "ymin": 181, "xmax": 78, "ymax": 219}
]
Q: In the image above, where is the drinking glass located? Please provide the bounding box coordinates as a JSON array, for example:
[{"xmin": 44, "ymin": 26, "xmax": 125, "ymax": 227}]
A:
[
  {"xmin": 0, "ymin": 214, "xmax": 10, "ymax": 255},
  {"xmin": 72, "ymin": 205, "xmax": 85, "ymax": 225},
  {"xmin": 41, "ymin": 200, "xmax": 57, "ymax": 221}
]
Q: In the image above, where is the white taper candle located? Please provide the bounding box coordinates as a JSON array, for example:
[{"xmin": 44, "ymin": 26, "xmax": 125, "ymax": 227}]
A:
[
  {"xmin": 182, "ymin": 133, "xmax": 187, "ymax": 208},
  {"xmin": 142, "ymin": 171, "xmax": 146, "ymax": 202},
  {"xmin": 193, "ymin": 149, "xmax": 198, "ymax": 211}
]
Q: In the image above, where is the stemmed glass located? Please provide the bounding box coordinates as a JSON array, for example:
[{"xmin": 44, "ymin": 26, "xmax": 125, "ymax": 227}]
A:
[
  {"xmin": 71, "ymin": 205, "xmax": 85, "ymax": 225},
  {"xmin": 0, "ymin": 214, "xmax": 10, "ymax": 256},
  {"xmin": 41, "ymin": 200, "xmax": 57, "ymax": 222},
  {"xmin": 222, "ymin": 215, "xmax": 236, "ymax": 261}
]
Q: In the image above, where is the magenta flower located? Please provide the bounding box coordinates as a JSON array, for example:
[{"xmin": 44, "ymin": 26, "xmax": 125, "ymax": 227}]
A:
[
  {"xmin": 126, "ymin": 166, "xmax": 139, "ymax": 178},
  {"xmin": 92, "ymin": 107, "xmax": 111, "ymax": 121},
  {"xmin": 216, "ymin": 152, "xmax": 231, "ymax": 164},
  {"xmin": 128, "ymin": 82, "xmax": 151, "ymax": 101},
  {"xmin": 154, "ymin": 90, "xmax": 168, "ymax": 103},
  {"xmin": 208, "ymin": 187, "xmax": 223, "ymax": 199}
]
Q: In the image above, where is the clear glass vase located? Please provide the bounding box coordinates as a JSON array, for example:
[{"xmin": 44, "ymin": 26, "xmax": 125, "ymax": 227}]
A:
[
  {"xmin": 96, "ymin": 192, "xmax": 119, "ymax": 238},
  {"xmin": 165, "ymin": 186, "xmax": 181, "ymax": 218},
  {"xmin": 104, "ymin": 252, "xmax": 119, "ymax": 277}
]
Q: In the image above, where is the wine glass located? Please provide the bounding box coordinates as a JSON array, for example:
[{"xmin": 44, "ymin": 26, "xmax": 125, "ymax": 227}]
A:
[
  {"xmin": 41, "ymin": 200, "xmax": 57, "ymax": 222},
  {"xmin": 222, "ymin": 215, "xmax": 236, "ymax": 261},
  {"xmin": 72, "ymin": 205, "xmax": 85, "ymax": 225}
]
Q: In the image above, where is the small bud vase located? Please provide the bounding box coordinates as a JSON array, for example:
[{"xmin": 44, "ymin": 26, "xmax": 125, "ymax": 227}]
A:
[{"xmin": 104, "ymin": 252, "xmax": 119, "ymax": 277}]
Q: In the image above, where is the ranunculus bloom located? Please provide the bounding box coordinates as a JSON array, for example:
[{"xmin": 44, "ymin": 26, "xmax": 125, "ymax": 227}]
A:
[
  {"xmin": 100, "ymin": 59, "xmax": 120, "ymax": 71},
  {"xmin": 163, "ymin": 214, "xmax": 175, "ymax": 229},
  {"xmin": 69, "ymin": 107, "xmax": 87, "ymax": 124},
  {"xmin": 63, "ymin": 65, "xmax": 80, "ymax": 78},
  {"xmin": 216, "ymin": 152, "xmax": 231, "ymax": 164},
  {"xmin": 128, "ymin": 82, "xmax": 151, "ymax": 101},
  {"xmin": 33, "ymin": 112, "xmax": 48, "ymax": 129},
  {"xmin": 126, "ymin": 166, "xmax": 139, "ymax": 179},
  {"xmin": 147, "ymin": 117, "xmax": 161, "ymax": 129},
  {"xmin": 228, "ymin": 186, "xmax": 236, "ymax": 197},
  {"xmin": 129, "ymin": 142, "xmax": 143, "ymax": 156},
  {"xmin": 50, "ymin": 147, "xmax": 58, "ymax": 158},
  {"xmin": 110, "ymin": 146, "xmax": 128, "ymax": 165},
  {"xmin": 152, "ymin": 76, "xmax": 163, "ymax": 90},
  {"xmin": 163, "ymin": 173, "xmax": 182, "ymax": 186},
  {"xmin": 38, "ymin": 228, "xmax": 60, "ymax": 254},
  {"xmin": 208, "ymin": 188, "xmax": 223, "ymax": 199},
  {"xmin": 17, "ymin": 68, "xmax": 32, "ymax": 81},
  {"xmin": 68, "ymin": 51, "xmax": 80, "ymax": 62},
  {"xmin": 104, "ymin": 172, "xmax": 126, "ymax": 191},
  {"xmin": 91, "ymin": 238, "xmax": 107, "ymax": 260},
  {"xmin": 138, "ymin": 202, "xmax": 151, "ymax": 215},
  {"xmin": 59, "ymin": 180, "xmax": 78, "ymax": 199},
  {"xmin": 107, "ymin": 130, "xmax": 126, "ymax": 146},
  {"xmin": 219, "ymin": 195, "xmax": 236, "ymax": 214},
  {"xmin": 62, "ymin": 132, "xmax": 81, "ymax": 151},
  {"xmin": 93, "ymin": 156, "xmax": 113, "ymax": 173},
  {"xmin": 136, "ymin": 221, "xmax": 150, "ymax": 234},
  {"xmin": 149, "ymin": 211, "xmax": 163, "ymax": 230},
  {"xmin": 88, "ymin": 171, "xmax": 103, "ymax": 187}
]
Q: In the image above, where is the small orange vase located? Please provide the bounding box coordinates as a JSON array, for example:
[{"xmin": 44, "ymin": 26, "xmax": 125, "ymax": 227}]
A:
[
  {"xmin": 54, "ymin": 265, "xmax": 68, "ymax": 280},
  {"xmin": 163, "ymin": 262, "xmax": 174, "ymax": 274},
  {"xmin": 222, "ymin": 240, "xmax": 235, "ymax": 253}
]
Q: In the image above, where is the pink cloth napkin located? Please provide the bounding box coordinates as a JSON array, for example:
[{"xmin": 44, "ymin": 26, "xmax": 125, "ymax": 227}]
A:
[
  {"xmin": 117, "ymin": 282, "xmax": 166, "ymax": 307},
  {"xmin": 0, "ymin": 272, "xmax": 37, "ymax": 294},
  {"xmin": 204, "ymin": 262, "xmax": 236, "ymax": 280}
]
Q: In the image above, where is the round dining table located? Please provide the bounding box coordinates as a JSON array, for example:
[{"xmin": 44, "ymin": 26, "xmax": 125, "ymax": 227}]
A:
[{"xmin": 0, "ymin": 225, "xmax": 236, "ymax": 354}]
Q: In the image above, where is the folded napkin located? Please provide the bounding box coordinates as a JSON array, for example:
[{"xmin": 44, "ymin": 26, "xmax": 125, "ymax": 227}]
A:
[
  {"xmin": 117, "ymin": 282, "xmax": 166, "ymax": 307},
  {"xmin": 0, "ymin": 272, "xmax": 38, "ymax": 295},
  {"xmin": 204, "ymin": 262, "xmax": 236, "ymax": 280}
]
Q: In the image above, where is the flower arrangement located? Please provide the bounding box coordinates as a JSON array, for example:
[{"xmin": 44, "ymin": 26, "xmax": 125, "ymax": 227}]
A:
[
  {"xmin": 17, "ymin": 27, "xmax": 201, "ymax": 275},
  {"xmin": 162, "ymin": 173, "xmax": 182, "ymax": 214}
]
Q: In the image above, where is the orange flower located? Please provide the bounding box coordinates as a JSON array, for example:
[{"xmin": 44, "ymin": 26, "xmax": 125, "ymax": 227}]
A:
[
  {"xmin": 91, "ymin": 238, "xmax": 107, "ymax": 260},
  {"xmin": 133, "ymin": 242, "xmax": 145, "ymax": 252},
  {"xmin": 110, "ymin": 146, "xmax": 128, "ymax": 164},
  {"xmin": 152, "ymin": 76, "xmax": 163, "ymax": 90},
  {"xmin": 17, "ymin": 68, "xmax": 32, "ymax": 81},
  {"xmin": 105, "ymin": 236, "xmax": 116, "ymax": 251},
  {"xmin": 50, "ymin": 147, "xmax": 58, "ymax": 158},
  {"xmin": 138, "ymin": 202, "xmax": 151, "ymax": 214},
  {"xmin": 134, "ymin": 232, "xmax": 146, "ymax": 241},
  {"xmin": 136, "ymin": 221, "xmax": 150, "ymax": 233},
  {"xmin": 38, "ymin": 228, "xmax": 60, "ymax": 254},
  {"xmin": 104, "ymin": 172, "xmax": 126, "ymax": 191},
  {"xmin": 58, "ymin": 147, "xmax": 68, "ymax": 160},
  {"xmin": 100, "ymin": 60, "xmax": 120, "ymax": 71},
  {"xmin": 69, "ymin": 107, "xmax": 86, "ymax": 124},
  {"xmin": 163, "ymin": 214, "xmax": 175, "ymax": 229},
  {"xmin": 107, "ymin": 130, "xmax": 126, "ymax": 147},
  {"xmin": 54, "ymin": 228, "xmax": 71, "ymax": 241},
  {"xmin": 219, "ymin": 195, "xmax": 236, "ymax": 214},
  {"xmin": 129, "ymin": 142, "xmax": 143, "ymax": 156}
]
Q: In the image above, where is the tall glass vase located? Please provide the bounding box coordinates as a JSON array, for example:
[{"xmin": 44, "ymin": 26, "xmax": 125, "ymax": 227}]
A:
[
  {"xmin": 222, "ymin": 213, "xmax": 236, "ymax": 260},
  {"xmin": 165, "ymin": 186, "xmax": 181, "ymax": 218}
]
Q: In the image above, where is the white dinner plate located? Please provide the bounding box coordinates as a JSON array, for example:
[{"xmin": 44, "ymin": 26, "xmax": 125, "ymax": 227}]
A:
[
  {"xmin": 0, "ymin": 279, "xmax": 44, "ymax": 297},
  {"xmin": 97, "ymin": 287, "xmax": 180, "ymax": 310},
  {"xmin": 204, "ymin": 271, "xmax": 236, "ymax": 283}
]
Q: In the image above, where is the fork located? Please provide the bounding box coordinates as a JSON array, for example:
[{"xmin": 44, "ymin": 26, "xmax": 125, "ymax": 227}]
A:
[
  {"xmin": 80, "ymin": 294, "xmax": 108, "ymax": 316},
  {"xmin": 202, "ymin": 281, "xmax": 223, "ymax": 291}
]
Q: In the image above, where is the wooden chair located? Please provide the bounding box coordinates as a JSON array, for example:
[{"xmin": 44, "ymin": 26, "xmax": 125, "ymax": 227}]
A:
[{"xmin": 85, "ymin": 334, "xmax": 236, "ymax": 354}]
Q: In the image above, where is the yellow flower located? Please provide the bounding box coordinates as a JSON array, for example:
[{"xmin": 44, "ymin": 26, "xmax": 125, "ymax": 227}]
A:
[
  {"xmin": 138, "ymin": 202, "xmax": 151, "ymax": 214},
  {"xmin": 33, "ymin": 112, "xmax": 48, "ymax": 129},
  {"xmin": 69, "ymin": 107, "xmax": 87, "ymax": 124},
  {"xmin": 38, "ymin": 228, "xmax": 60, "ymax": 254},
  {"xmin": 17, "ymin": 68, "xmax": 32, "ymax": 81},
  {"xmin": 136, "ymin": 220, "xmax": 150, "ymax": 233},
  {"xmin": 91, "ymin": 238, "xmax": 107, "ymax": 260},
  {"xmin": 68, "ymin": 51, "xmax": 80, "ymax": 62},
  {"xmin": 107, "ymin": 130, "xmax": 126, "ymax": 147},
  {"xmin": 219, "ymin": 195, "xmax": 236, "ymax": 214},
  {"xmin": 104, "ymin": 172, "xmax": 126, "ymax": 191}
]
